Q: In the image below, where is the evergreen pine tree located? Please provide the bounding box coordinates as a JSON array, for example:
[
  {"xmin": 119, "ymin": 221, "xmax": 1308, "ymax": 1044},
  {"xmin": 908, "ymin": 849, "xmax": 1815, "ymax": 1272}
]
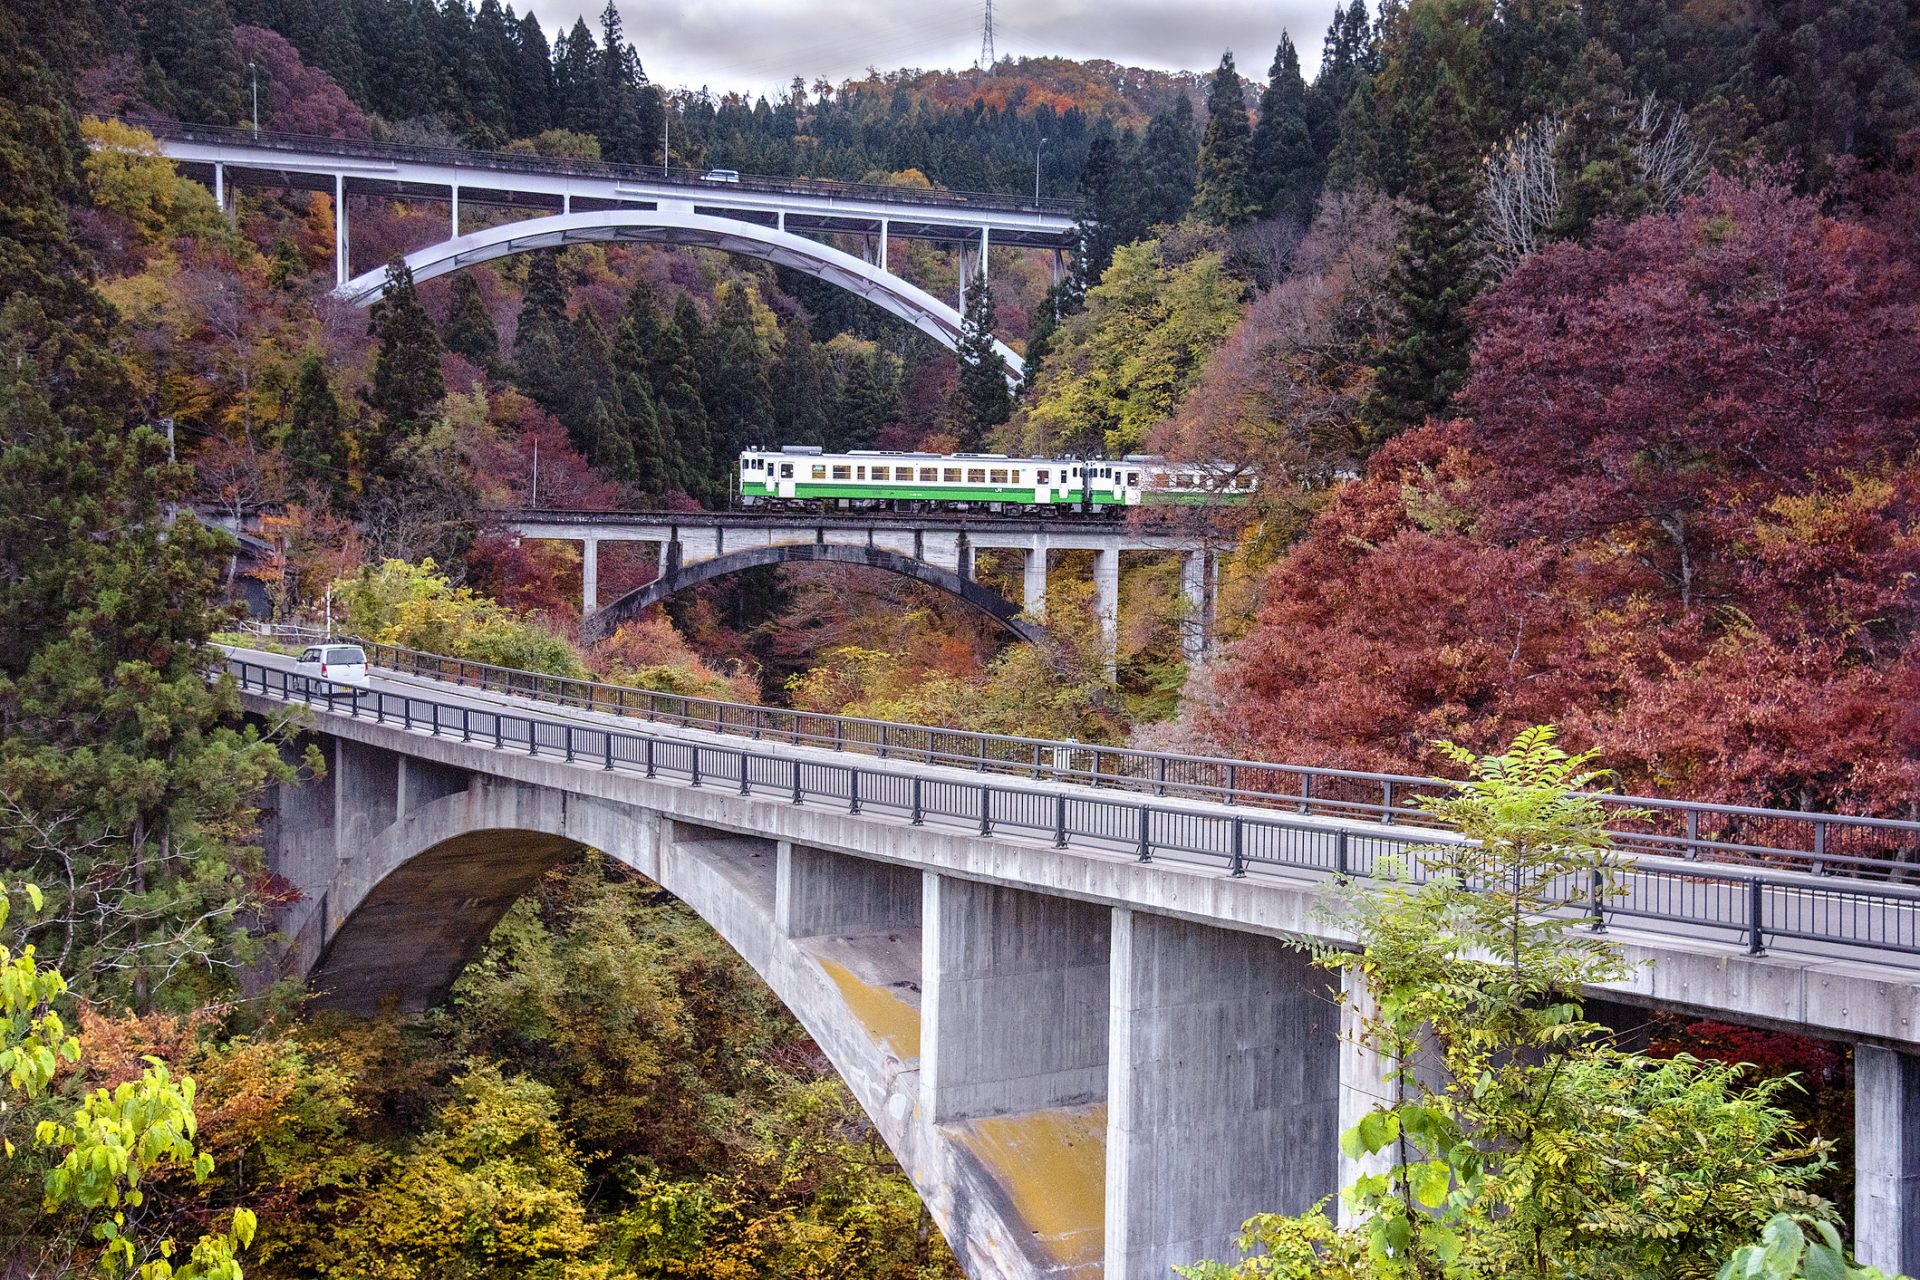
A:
[
  {"xmin": 1310, "ymin": 0, "xmax": 1377, "ymax": 164},
  {"xmin": 832, "ymin": 348, "xmax": 898, "ymax": 451},
  {"xmin": 700, "ymin": 286, "xmax": 772, "ymax": 501},
  {"xmin": 359, "ymin": 257, "xmax": 444, "ymax": 478},
  {"xmin": 442, "ymin": 271, "xmax": 499, "ymax": 368},
  {"xmin": 648, "ymin": 297, "xmax": 711, "ymax": 496},
  {"xmin": 1075, "ymin": 123, "xmax": 1127, "ymax": 282},
  {"xmin": 1132, "ymin": 94, "xmax": 1198, "ymax": 231},
  {"xmin": 1551, "ymin": 41, "xmax": 1650, "ymax": 240},
  {"xmin": 285, "ymin": 352, "xmax": 346, "ymax": 499},
  {"xmin": 949, "ymin": 267, "xmax": 1012, "ymax": 447},
  {"xmin": 1363, "ymin": 68, "xmax": 1485, "ymax": 441},
  {"xmin": 508, "ymin": 10, "xmax": 555, "ymax": 137},
  {"xmin": 0, "ymin": 7, "xmax": 290, "ymax": 1009},
  {"xmin": 771, "ymin": 316, "xmax": 832, "ymax": 447},
  {"xmin": 138, "ymin": 0, "xmax": 247, "ymax": 125},
  {"xmin": 594, "ymin": 0, "xmax": 662, "ymax": 164},
  {"xmin": 564, "ymin": 308, "xmax": 637, "ymax": 483},
  {"xmin": 1250, "ymin": 33, "xmax": 1321, "ymax": 221},
  {"xmin": 1195, "ymin": 52, "xmax": 1257, "ymax": 226},
  {"xmin": 612, "ymin": 291, "xmax": 674, "ymax": 494},
  {"xmin": 554, "ymin": 18, "xmax": 600, "ymax": 137}
]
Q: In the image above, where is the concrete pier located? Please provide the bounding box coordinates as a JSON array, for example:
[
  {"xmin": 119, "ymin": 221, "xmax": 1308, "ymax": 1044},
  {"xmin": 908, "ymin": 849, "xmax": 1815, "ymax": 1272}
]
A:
[
  {"xmin": 1105, "ymin": 910, "xmax": 1340, "ymax": 1280},
  {"xmin": 1857, "ymin": 1046, "xmax": 1920, "ymax": 1275},
  {"xmin": 920, "ymin": 874, "xmax": 1111, "ymax": 1123}
]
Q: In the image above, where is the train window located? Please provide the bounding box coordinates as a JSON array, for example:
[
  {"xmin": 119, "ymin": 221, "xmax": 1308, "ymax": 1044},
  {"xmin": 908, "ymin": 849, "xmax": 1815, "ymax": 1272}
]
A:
[
  {"xmin": 920, "ymin": 467, "xmax": 938, "ymax": 482},
  {"xmin": 1011, "ymin": 470, "xmax": 1023, "ymax": 484},
  {"xmin": 1037, "ymin": 469, "xmax": 1050, "ymax": 484},
  {"xmin": 966, "ymin": 468, "xmax": 986, "ymax": 484},
  {"xmin": 855, "ymin": 466, "xmax": 866, "ymax": 480},
  {"xmin": 832, "ymin": 465, "xmax": 851, "ymax": 480},
  {"xmin": 943, "ymin": 468, "xmax": 961, "ymax": 483},
  {"xmin": 871, "ymin": 466, "xmax": 888, "ymax": 481},
  {"xmin": 1127, "ymin": 472, "xmax": 1139, "ymax": 486},
  {"xmin": 811, "ymin": 465, "xmax": 825, "ymax": 479},
  {"xmin": 989, "ymin": 468, "xmax": 1008, "ymax": 484},
  {"xmin": 780, "ymin": 464, "xmax": 794, "ymax": 478}
]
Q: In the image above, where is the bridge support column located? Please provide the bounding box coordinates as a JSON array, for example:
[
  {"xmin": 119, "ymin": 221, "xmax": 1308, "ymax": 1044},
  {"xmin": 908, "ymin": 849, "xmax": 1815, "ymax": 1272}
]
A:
[
  {"xmin": 581, "ymin": 537, "xmax": 598, "ymax": 616},
  {"xmin": 1095, "ymin": 547, "xmax": 1120, "ymax": 667},
  {"xmin": 1105, "ymin": 909, "xmax": 1340, "ymax": 1280},
  {"xmin": 451, "ymin": 181, "xmax": 459, "ymax": 237},
  {"xmin": 1180, "ymin": 550, "xmax": 1208, "ymax": 663},
  {"xmin": 213, "ymin": 162, "xmax": 226, "ymax": 218},
  {"xmin": 879, "ymin": 218, "xmax": 888, "ymax": 272},
  {"xmin": 920, "ymin": 873, "xmax": 1109, "ymax": 1123},
  {"xmin": 1857, "ymin": 1046, "xmax": 1920, "ymax": 1274},
  {"xmin": 1023, "ymin": 541, "xmax": 1048, "ymax": 617},
  {"xmin": 333, "ymin": 173, "xmax": 349, "ymax": 288},
  {"xmin": 776, "ymin": 842, "xmax": 920, "ymax": 940}
]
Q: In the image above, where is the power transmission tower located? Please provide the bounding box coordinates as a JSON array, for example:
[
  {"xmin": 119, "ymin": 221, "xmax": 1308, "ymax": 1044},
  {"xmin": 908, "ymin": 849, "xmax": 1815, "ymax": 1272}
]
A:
[{"xmin": 978, "ymin": 0, "xmax": 996, "ymax": 74}]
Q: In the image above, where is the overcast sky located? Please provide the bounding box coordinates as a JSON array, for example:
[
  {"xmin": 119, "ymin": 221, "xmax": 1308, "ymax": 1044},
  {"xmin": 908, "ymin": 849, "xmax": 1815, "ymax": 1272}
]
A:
[{"xmin": 527, "ymin": 1, "xmax": 1335, "ymax": 97}]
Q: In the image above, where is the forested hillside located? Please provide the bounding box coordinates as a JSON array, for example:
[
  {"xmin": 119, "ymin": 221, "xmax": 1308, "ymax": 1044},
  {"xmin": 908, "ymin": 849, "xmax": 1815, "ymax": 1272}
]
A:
[{"xmin": 4, "ymin": 0, "xmax": 1920, "ymax": 1273}]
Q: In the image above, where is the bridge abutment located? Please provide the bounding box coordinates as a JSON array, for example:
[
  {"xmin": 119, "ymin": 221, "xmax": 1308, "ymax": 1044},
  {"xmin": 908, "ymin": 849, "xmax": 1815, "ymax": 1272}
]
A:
[{"xmin": 1105, "ymin": 909, "xmax": 1340, "ymax": 1280}]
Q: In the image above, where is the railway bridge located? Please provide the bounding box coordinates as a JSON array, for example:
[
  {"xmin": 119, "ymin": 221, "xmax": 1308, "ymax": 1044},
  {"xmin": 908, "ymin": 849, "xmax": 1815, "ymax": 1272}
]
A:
[
  {"xmin": 500, "ymin": 508, "xmax": 1223, "ymax": 660},
  {"xmin": 140, "ymin": 121, "xmax": 1075, "ymax": 376},
  {"xmin": 235, "ymin": 645, "xmax": 1920, "ymax": 1280}
]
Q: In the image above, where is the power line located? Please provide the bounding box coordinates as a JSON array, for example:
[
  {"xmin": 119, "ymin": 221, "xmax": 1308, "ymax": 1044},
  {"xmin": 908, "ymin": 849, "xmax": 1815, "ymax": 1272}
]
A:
[{"xmin": 978, "ymin": 0, "xmax": 996, "ymax": 73}]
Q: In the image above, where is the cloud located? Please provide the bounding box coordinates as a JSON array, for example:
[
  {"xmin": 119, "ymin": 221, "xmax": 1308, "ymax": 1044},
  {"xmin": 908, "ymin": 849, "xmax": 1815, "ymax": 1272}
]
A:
[{"xmin": 524, "ymin": 0, "xmax": 1333, "ymax": 97}]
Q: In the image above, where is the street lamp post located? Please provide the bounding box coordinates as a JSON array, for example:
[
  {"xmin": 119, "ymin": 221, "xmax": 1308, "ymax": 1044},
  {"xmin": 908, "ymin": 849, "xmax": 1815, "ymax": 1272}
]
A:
[
  {"xmin": 1035, "ymin": 136, "xmax": 1047, "ymax": 202},
  {"xmin": 249, "ymin": 61, "xmax": 259, "ymax": 136}
]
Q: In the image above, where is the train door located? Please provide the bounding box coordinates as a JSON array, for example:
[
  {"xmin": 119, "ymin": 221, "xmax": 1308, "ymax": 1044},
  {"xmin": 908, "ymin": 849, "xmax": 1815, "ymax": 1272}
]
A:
[{"xmin": 776, "ymin": 459, "xmax": 796, "ymax": 500}]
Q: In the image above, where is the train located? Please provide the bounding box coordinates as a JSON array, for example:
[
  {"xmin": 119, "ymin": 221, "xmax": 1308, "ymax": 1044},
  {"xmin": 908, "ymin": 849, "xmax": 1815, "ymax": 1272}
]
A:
[{"xmin": 736, "ymin": 446, "xmax": 1255, "ymax": 514}]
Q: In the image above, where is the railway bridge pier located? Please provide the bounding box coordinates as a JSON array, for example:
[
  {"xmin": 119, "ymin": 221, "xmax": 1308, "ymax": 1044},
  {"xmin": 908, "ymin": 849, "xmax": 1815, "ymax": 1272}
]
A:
[{"xmin": 502, "ymin": 510, "xmax": 1223, "ymax": 663}]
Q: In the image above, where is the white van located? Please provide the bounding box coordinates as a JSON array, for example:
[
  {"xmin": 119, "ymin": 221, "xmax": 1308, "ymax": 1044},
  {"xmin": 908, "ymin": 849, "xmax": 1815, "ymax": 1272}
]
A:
[{"xmin": 297, "ymin": 643, "xmax": 370, "ymax": 690}]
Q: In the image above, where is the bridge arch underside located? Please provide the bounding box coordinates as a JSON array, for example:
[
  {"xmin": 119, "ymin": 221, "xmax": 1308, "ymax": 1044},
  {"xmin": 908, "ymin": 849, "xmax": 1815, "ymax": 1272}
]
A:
[
  {"xmin": 342, "ymin": 209, "xmax": 1024, "ymax": 376},
  {"xmin": 585, "ymin": 541, "xmax": 1049, "ymax": 647},
  {"xmin": 293, "ymin": 774, "xmax": 1070, "ymax": 1280}
]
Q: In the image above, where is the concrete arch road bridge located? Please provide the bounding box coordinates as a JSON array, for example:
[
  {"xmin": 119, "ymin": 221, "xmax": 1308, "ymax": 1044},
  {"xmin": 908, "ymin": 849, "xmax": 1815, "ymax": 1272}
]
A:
[
  {"xmin": 232, "ymin": 647, "xmax": 1920, "ymax": 1280},
  {"xmin": 503, "ymin": 508, "xmax": 1224, "ymax": 661},
  {"xmin": 143, "ymin": 121, "xmax": 1075, "ymax": 376}
]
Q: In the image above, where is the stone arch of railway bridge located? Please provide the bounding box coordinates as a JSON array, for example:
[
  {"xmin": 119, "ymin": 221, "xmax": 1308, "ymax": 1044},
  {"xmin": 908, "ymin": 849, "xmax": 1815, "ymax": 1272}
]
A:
[{"xmin": 506, "ymin": 512, "xmax": 1223, "ymax": 664}]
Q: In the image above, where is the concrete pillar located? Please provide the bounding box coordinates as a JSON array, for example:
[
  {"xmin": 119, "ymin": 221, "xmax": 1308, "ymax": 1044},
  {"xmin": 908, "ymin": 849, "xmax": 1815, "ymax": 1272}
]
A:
[
  {"xmin": 1094, "ymin": 547, "xmax": 1120, "ymax": 667},
  {"xmin": 1857, "ymin": 1046, "xmax": 1920, "ymax": 1274},
  {"xmin": 1337, "ymin": 968, "xmax": 1392, "ymax": 1227},
  {"xmin": 563, "ymin": 191, "xmax": 571, "ymax": 215},
  {"xmin": 213, "ymin": 162, "xmax": 226, "ymax": 217},
  {"xmin": 581, "ymin": 537, "xmax": 599, "ymax": 615},
  {"xmin": 981, "ymin": 225, "xmax": 991, "ymax": 281},
  {"xmin": 451, "ymin": 181, "xmax": 460, "ymax": 237},
  {"xmin": 1180, "ymin": 550, "xmax": 1207, "ymax": 664},
  {"xmin": 955, "ymin": 532, "xmax": 973, "ymax": 584},
  {"xmin": 777, "ymin": 209, "xmax": 785, "ymax": 233},
  {"xmin": 334, "ymin": 173, "xmax": 348, "ymax": 288},
  {"xmin": 1023, "ymin": 540, "xmax": 1048, "ymax": 617},
  {"xmin": 920, "ymin": 873, "xmax": 1110, "ymax": 1123},
  {"xmin": 1105, "ymin": 909, "xmax": 1340, "ymax": 1280},
  {"xmin": 775, "ymin": 842, "xmax": 920, "ymax": 940},
  {"xmin": 879, "ymin": 218, "xmax": 889, "ymax": 271}
]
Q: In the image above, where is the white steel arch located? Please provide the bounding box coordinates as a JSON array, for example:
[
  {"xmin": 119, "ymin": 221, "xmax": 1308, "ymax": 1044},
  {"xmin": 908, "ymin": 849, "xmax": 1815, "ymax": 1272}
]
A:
[{"xmin": 339, "ymin": 209, "xmax": 1025, "ymax": 376}]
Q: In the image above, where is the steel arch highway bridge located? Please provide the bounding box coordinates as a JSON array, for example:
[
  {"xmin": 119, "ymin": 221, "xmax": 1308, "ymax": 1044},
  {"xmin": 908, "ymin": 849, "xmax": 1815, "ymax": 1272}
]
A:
[{"xmin": 138, "ymin": 120, "xmax": 1076, "ymax": 377}]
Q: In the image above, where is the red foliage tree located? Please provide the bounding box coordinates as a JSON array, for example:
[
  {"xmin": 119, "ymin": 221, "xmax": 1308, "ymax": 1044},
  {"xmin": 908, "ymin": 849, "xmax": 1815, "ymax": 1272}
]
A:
[{"xmin": 1202, "ymin": 176, "xmax": 1920, "ymax": 817}]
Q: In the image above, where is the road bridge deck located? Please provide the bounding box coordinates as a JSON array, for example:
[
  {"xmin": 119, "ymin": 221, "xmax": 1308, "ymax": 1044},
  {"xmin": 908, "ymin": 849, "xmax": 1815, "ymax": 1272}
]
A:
[{"xmin": 232, "ymin": 645, "xmax": 1920, "ymax": 1278}]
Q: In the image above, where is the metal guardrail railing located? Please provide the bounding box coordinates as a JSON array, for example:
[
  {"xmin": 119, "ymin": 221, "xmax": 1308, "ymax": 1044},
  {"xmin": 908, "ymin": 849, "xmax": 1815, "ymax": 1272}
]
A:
[
  {"xmin": 132, "ymin": 119, "xmax": 1078, "ymax": 221},
  {"xmin": 351, "ymin": 641, "xmax": 1920, "ymax": 882},
  {"xmin": 227, "ymin": 655, "xmax": 1920, "ymax": 964}
]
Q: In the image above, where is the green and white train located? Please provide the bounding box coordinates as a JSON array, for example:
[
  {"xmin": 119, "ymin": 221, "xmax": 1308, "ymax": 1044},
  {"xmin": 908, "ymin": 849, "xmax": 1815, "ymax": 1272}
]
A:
[{"xmin": 737, "ymin": 446, "xmax": 1255, "ymax": 514}]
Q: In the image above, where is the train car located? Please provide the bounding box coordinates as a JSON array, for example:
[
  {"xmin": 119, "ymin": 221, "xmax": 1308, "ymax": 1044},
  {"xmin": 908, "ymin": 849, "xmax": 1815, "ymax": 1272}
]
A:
[{"xmin": 737, "ymin": 446, "xmax": 1254, "ymax": 513}]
